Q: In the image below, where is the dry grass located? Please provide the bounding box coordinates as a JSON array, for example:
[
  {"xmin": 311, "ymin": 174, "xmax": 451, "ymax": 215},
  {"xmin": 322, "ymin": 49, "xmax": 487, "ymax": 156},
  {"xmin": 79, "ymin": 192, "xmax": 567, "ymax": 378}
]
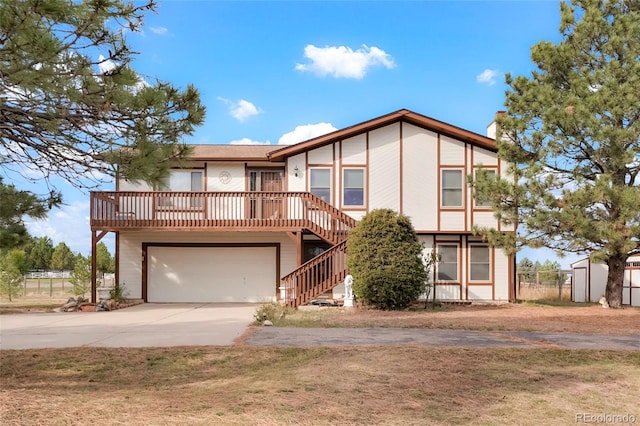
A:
[
  {"xmin": 281, "ymin": 303, "xmax": 640, "ymax": 335},
  {"xmin": 1, "ymin": 347, "xmax": 638, "ymax": 425},
  {"xmin": 517, "ymin": 285, "xmax": 572, "ymax": 301}
]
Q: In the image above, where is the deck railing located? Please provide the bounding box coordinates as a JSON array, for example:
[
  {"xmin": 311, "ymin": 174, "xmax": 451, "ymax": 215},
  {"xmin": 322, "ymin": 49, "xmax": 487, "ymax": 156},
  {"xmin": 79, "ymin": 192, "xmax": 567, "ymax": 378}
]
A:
[
  {"xmin": 90, "ymin": 191, "xmax": 356, "ymax": 244},
  {"xmin": 280, "ymin": 241, "xmax": 348, "ymax": 307}
]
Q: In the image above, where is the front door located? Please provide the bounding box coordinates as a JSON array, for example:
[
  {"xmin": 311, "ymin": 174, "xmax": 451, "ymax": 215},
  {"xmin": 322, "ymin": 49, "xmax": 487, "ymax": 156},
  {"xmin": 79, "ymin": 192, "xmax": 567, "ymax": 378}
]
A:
[{"xmin": 248, "ymin": 169, "xmax": 284, "ymax": 219}]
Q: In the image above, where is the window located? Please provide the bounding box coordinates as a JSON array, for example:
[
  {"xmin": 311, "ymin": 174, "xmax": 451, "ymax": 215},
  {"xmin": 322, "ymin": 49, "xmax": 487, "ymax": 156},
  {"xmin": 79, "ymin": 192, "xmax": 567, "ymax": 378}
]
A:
[
  {"xmin": 343, "ymin": 169, "xmax": 364, "ymax": 207},
  {"xmin": 474, "ymin": 169, "xmax": 496, "ymax": 207},
  {"xmin": 160, "ymin": 170, "xmax": 203, "ymax": 192},
  {"xmin": 469, "ymin": 245, "xmax": 491, "ymax": 281},
  {"xmin": 158, "ymin": 170, "xmax": 203, "ymax": 208},
  {"xmin": 437, "ymin": 244, "xmax": 458, "ymax": 281},
  {"xmin": 441, "ymin": 169, "xmax": 463, "ymax": 207},
  {"xmin": 310, "ymin": 168, "xmax": 331, "ymax": 202}
]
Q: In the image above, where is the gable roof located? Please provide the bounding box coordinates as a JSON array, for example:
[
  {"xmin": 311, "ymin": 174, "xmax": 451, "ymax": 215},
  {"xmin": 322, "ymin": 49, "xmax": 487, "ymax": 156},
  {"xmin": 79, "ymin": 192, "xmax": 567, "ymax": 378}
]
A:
[
  {"xmin": 187, "ymin": 109, "xmax": 497, "ymax": 162},
  {"xmin": 267, "ymin": 109, "xmax": 497, "ymax": 161}
]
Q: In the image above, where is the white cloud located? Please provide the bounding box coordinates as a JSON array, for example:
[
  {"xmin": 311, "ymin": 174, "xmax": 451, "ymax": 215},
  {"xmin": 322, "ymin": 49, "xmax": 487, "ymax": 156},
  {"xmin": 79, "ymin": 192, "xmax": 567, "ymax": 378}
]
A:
[
  {"xmin": 229, "ymin": 137, "xmax": 272, "ymax": 145},
  {"xmin": 295, "ymin": 44, "xmax": 395, "ymax": 79},
  {"xmin": 278, "ymin": 122, "xmax": 337, "ymax": 145},
  {"xmin": 149, "ymin": 26, "xmax": 168, "ymax": 35},
  {"xmin": 97, "ymin": 55, "xmax": 117, "ymax": 75},
  {"xmin": 476, "ymin": 69, "xmax": 500, "ymax": 86},
  {"xmin": 217, "ymin": 97, "xmax": 263, "ymax": 122}
]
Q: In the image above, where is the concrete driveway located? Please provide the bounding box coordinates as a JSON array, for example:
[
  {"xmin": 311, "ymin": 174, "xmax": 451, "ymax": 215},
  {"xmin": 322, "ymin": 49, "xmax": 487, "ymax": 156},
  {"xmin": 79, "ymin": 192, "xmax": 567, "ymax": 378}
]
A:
[{"xmin": 0, "ymin": 303, "xmax": 258, "ymax": 350}]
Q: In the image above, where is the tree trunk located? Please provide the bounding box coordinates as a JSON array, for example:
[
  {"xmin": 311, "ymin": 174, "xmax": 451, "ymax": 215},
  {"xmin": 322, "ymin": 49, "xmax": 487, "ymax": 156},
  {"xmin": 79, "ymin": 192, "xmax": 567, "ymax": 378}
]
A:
[{"xmin": 605, "ymin": 253, "xmax": 627, "ymax": 308}]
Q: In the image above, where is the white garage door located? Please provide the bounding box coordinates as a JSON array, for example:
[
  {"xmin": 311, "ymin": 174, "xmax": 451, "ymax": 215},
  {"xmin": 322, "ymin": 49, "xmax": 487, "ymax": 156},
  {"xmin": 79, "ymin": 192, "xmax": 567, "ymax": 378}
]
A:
[{"xmin": 147, "ymin": 246, "xmax": 277, "ymax": 303}]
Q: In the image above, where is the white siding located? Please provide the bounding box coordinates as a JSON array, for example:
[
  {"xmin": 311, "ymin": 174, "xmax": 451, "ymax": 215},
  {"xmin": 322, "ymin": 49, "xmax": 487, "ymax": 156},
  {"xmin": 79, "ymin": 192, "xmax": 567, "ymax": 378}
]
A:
[
  {"xmin": 206, "ymin": 163, "xmax": 245, "ymax": 192},
  {"xmin": 468, "ymin": 286, "xmax": 493, "ymax": 300},
  {"xmin": 440, "ymin": 136, "xmax": 465, "ymax": 165},
  {"xmin": 473, "ymin": 211, "xmax": 499, "ymax": 229},
  {"xmin": 119, "ymin": 231, "xmax": 297, "ymax": 300},
  {"xmin": 368, "ymin": 124, "xmax": 400, "ymax": 211},
  {"xmin": 341, "ymin": 134, "xmax": 367, "ymax": 164},
  {"xmin": 436, "ymin": 285, "xmax": 461, "ymax": 300},
  {"xmin": 403, "ymin": 124, "xmax": 438, "ymax": 230},
  {"xmin": 493, "ymin": 247, "xmax": 510, "ymax": 300},
  {"xmin": 589, "ymin": 263, "xmax": 608, "ymax": 302},
  {"xmin": 287, "ymin": 154, "xmax": 306, "ymax": 192},
  {"xmin": 440, "ymin": 211, "xmax": 465, "ymax": 231},
  {"xmin": 308, "ymin": 145, "xmax": 333, "ymax": 164},
  {"xmin": 118, "ymin": 179, "xmax": 152, "ymax": 191},
  {"xmin": 473, "ymin": 147, "xmax": 498, "ymax": 166}
]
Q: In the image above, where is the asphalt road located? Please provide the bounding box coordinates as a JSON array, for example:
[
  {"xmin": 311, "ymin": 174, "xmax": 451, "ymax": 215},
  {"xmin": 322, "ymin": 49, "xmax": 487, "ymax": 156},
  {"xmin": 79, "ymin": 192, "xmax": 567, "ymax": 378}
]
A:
[{"xmin": 244, "ymin": 327, "xmax": 640, "ymax": 350}]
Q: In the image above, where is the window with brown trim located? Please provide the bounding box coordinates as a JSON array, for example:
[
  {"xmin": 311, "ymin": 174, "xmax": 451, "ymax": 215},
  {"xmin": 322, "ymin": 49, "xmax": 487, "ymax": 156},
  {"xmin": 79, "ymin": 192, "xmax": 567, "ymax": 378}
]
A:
[
  {"xmin": 343, "ymin": 168, "xmax": 365, "ymax": 207},
  {"xmin": 441, "ymin": 169, "xmax": 463, "ymax": 207},
  {"xmin": 310, "ymin": 168, "xmax": 331, "ymax": 203},
  {"xmin": 437, "ymin": 244, "xmax": 458, "ymax": 281},
  {"xmin": 469, "ymin": 244, "xmax": 491, "ymax": 281},
  {"xmin": 474, "ymin": 169, "xmax": 496, "ymax": 207},
  {"xmin": 158, "ymin": 170, "xmax": 203, "ymax": 208}
]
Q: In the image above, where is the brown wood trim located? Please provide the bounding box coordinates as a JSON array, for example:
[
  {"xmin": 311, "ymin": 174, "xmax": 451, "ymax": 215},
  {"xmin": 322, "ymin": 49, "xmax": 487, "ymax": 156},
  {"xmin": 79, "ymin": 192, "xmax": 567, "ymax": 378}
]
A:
[
  {"xmin": 141, "ymin": 242, "xmax": 281, "ymax": 303},
  {"xmin": 399, "ymin": 121, "xmax": 404, "ymax": 215},
  {"xmin": 115, "ymin": 232, "xmax": 120, "ymax": 290},
  {"xmin": 464, "ymin": 142, "xmax": 469, "ymax": 233},
  {"xmin": 366, "ymin": 131, "xmax": 370, "ymax": 212},
  {"xmin": 267, "ymin": 109, "xmax": 497, "ymax": 161},
  {"xmin": 509, "ymin": 253, "xmax": 515, "ymax": 302},
  {"xmin": 437, "ymin": 133, "xmax": 441, "ymax": 231},
  {"xmin": 91, "ymin": 231, "xmax": 97, "ymax": 304},
  {"xmin": 204, "ymin": 162, "xmax": 208, "ymax": 191}
]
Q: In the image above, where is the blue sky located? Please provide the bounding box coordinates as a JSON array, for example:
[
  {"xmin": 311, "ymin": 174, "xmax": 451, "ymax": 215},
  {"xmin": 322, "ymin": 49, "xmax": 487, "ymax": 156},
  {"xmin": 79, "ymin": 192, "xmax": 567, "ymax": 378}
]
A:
[{"xmin": 10, "ymin": 0, "xmax": 581, "ymax": 268}]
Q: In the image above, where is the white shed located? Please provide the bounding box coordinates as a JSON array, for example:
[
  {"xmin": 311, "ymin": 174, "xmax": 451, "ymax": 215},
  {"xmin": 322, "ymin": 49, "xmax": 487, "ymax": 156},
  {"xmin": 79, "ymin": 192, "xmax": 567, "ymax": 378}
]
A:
[{"xmin": 571, "ymin": 253, "xmax": 640, "ymax": 307}]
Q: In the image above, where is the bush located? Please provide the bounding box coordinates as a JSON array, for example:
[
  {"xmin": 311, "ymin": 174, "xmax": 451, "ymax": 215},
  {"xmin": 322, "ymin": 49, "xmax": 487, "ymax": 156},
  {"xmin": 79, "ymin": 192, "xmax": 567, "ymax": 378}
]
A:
[
  {"xmin": 347, "ymin": 209, "xmax": 428, "ymax": 310},
  {"xmin": 254, "ymin": 302, "xmax": 291, "ymax": 325},
  {"xmin": 110, "ymin": 282, "xmax": 129, "ymax": 302}
]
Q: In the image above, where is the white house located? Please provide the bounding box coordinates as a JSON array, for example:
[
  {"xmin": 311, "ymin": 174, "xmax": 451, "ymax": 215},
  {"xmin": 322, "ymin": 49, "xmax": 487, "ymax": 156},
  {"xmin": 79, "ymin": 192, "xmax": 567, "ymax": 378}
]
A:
[
  {"xmin": 89, "ymin": 109, "xmax": 516, "ymax": 306},
  {"xmin": 571, "ymin": 253, "xmax": 640, "ymax": 307}
]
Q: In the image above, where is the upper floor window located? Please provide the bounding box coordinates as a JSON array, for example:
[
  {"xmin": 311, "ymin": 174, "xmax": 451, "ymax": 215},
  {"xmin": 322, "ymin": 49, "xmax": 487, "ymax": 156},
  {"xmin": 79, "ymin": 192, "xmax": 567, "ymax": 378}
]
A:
[
  {"xmin": 310, "ymin": 168, "xmax": 331, "ymax": 203},
  {"xmin": 474, "ymin": 169, "xmax": 496, "ymax": 208},
  {"xmin": 436, "ymin": 243, "xmax": 459, "ymax": 281},
  {"xmin": 441, "ymin": 169, "xmax": 463, "ymax": 207},
  {"xmin": 158, "ymin": 170, "xmax": 203, "ymax": 208},
  {"xmin": 343, "ymin": 168, "xmax": 365, "ymax": 207},
  {"xmin": 469, "ymin": 244, "xmax": 491, "ymax": 281},
  {"xmin": 160, "ymin": 170, "xmax": 203, "ymax": 192}
]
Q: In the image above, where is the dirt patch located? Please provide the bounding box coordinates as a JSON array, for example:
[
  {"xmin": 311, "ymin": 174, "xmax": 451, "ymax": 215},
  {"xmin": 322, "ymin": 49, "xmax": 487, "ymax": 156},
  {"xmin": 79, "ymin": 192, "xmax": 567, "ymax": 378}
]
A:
[{"xmin": 283, "ymin": 303, "xmax": 640, "ymax": 335}]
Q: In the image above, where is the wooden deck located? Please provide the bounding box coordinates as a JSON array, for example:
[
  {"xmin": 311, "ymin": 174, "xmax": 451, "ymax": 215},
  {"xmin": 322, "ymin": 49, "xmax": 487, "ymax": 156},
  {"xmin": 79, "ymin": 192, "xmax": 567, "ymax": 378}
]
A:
[{"xmin": 90, "ymin": 191, "xmax": 356, "ymax": 244}]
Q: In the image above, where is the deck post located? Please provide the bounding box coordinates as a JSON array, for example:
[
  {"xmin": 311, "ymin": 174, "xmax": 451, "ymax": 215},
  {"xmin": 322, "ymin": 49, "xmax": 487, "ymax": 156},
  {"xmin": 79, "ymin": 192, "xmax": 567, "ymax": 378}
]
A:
[{"xmin": 91, "ymin": 231, "xmax": 97, "ymax": 304}]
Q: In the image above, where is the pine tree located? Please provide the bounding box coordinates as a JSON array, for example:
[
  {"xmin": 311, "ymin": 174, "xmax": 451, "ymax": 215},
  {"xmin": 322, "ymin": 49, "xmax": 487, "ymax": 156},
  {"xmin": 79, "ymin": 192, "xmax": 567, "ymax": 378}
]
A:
[
  {"xmin": 0, "ymin": 0, "xmax": 205, "ymax": 191},
  {"xmin": 0, "ymin": 178, "xmax": 56, "ymax": 251},
  {"xmin": 473, "ymin": 0, "xmax": 640, "ymax": 308}
]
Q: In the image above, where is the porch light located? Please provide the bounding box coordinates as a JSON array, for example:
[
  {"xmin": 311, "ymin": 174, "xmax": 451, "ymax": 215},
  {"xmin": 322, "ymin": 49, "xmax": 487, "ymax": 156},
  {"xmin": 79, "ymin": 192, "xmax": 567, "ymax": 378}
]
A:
[{"xmin": 294, "ymin": 165, "xmax": 299, "ymax": 177}]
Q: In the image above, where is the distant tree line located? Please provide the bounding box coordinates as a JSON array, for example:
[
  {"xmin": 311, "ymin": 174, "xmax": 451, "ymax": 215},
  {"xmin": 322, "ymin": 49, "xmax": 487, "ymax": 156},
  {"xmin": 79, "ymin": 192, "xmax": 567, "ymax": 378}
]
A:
[{"xmin": 0, "ymin": 234, "xmax": 114, "ymax": 301}]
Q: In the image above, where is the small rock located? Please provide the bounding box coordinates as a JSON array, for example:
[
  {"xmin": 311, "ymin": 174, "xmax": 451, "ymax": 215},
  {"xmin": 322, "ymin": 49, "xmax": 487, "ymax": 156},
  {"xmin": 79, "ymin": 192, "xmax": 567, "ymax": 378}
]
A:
[{"xmin": 263, "ymin": 320, "xmax": 273, "ymax": 326}]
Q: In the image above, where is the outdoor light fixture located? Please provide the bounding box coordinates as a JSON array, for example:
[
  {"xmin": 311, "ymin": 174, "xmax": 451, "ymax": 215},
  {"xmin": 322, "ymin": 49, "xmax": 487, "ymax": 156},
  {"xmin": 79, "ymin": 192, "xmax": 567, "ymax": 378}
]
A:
[{"xmin": 294, "ymin": 165, "xmax": 299, "ymax": 177}]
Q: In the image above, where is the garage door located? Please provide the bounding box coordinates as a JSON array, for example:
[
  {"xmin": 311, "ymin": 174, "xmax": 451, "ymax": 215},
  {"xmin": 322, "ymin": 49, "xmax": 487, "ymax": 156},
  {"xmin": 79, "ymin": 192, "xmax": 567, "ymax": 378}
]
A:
[{"xmin": 147, "ymin": 246, "xmax": 277, "ymax": 303}]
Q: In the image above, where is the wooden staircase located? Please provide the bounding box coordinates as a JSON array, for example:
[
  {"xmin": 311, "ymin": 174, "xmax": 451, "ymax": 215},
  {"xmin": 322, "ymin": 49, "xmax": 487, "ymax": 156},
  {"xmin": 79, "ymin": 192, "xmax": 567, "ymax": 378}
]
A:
[{"xmin": 280, "ymin": 194, "xmax": 357, "ymax": 307}]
